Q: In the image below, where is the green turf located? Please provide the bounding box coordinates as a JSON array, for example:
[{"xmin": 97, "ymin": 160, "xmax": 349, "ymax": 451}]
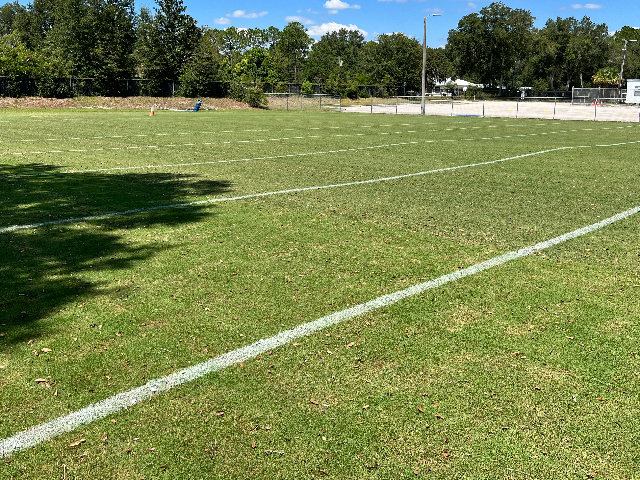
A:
[{"xmin": 1, "ymin": 109, "xmax": 639, "ymax": 479}]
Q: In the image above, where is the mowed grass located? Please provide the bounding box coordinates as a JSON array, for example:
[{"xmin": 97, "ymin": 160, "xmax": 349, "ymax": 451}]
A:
[{"xmin": 1, "ymin": 109, "xmax": 639, "ymax": 479}]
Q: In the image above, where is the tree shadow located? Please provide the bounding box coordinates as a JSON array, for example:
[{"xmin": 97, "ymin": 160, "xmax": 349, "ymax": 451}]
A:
[{"xmin": 0, "ymin": 163, "xmax": 233, "ymax": 345}]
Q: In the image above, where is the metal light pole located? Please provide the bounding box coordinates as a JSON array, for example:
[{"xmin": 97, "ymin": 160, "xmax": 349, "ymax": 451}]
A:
[
  {"xmin": 618, "ymin": 39, "xmax": 638, "ymax": 98},
  {"xmin": 421, "ymin": 14, "xmax": 441, "ymax": 115}
]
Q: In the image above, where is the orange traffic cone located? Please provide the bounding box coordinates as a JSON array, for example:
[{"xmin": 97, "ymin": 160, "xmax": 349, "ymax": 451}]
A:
[{"xmin": 150, "ymin": 106, "xmax": 155, "ymax": 116}]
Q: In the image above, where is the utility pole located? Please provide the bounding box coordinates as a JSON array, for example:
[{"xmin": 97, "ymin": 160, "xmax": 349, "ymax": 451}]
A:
[
  {"xmin": 421, "ymin": 14, "xmax": 441, "ymax": 115},
  {"xmin": 618, "ymin": 39, "xmax": 638, "ymax": 99}
]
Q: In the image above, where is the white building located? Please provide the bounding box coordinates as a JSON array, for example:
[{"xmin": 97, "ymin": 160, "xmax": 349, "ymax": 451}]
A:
[{"xmin": 626, "ymin": 80, "xmax": 640, "ymax": 104}]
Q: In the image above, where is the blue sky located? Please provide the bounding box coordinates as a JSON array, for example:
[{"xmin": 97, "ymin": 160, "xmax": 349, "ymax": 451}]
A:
[
  {"xmin": 13, "ymin": 0, "xmax": 636, "ymax": 47},
  {"xmin": 134, "ymin": 0, "xmax": 637, "ymax": 47}
]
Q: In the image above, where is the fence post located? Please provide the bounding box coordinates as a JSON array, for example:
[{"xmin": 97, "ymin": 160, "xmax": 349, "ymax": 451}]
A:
[
  {"xmin": 451, "ymin": 95, "xmax": 454, "ymax": 116},
  {"xmin": 516, "ymin": 98, "xmax": 519, "ymax": 119},
  {"xmin": 553, "ymin": 99, "xmax": 556, "ymax": 120},
  {"xmin": 371, "ymin": 96, "xmax": 373, "ymax": 114},
  {"xmin": 594, "ymin": 102, "xmax": 597, "ymax": 121}
]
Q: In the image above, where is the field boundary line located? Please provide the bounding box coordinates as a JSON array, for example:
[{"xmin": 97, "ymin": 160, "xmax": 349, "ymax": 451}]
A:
[
  {"xmin": 0, "ymin": 147, "xmax": 569, "ymax": 233},
  {"xmin": 3, "ymin": 138, "xmax": 640, "ymax": 233},
  {"xmin": 2, "ymin": 124, "xmax": 638, "ymax": 168},
  {"xmin": 2, "ymin": 141, "xmax": 419, "ymax": 179},
  {"xmin": 0, "ymin": 123, "xmax": 501, "ymax": 145},
  {"xmin": 2, "ymin": 203, "xmax": 639, "ymax": 457}
]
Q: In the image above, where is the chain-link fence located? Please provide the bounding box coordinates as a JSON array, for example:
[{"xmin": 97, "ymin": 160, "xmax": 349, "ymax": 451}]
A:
[
  {"xmin": 266, "ymin": 94, "xmax": 342, "ymax": 112},
  {"xmin": 338, "ymin": 95, "xmax": 640, "ymax": 122},
  {"xmin": 0, "ymin": 77, "xmax": 231, "ymax": 98},
  {"xmin": 572, "ymin": 87, "xmax": 625, "ymax": 104}
]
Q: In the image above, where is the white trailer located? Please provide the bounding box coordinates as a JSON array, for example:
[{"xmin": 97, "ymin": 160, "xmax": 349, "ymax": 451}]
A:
[{"xmin": 626, "ymin": 79, "xmax": 640, "ymax": 104}]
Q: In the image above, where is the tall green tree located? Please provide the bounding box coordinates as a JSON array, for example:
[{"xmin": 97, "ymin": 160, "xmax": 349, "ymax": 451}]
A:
[
  {"xmin": 135, "ymin": 0, "xmax": 200, "ymax": 83},
  {"xmin": 304, "ymin": 28, "xmax": 365, "ymax": 86},
  {"xmin": 528, "ymin": 16, "xmax": 610, "ymax": 90},
  {"xmin": 0, "ymin": 1, "xmax": 26, "ymax": 37},
  {"xmin": 272, "ymin": 22, "xmax": 313, "ymax": 83},
  {"xmin": 566, "ymin": 17, "xmax": 610, "ymax": 88},
  {"xmin": 178, "ymin": 27, "xmax": 224, "ymax": 97},
  {"xmin": 362, "ymin": 33, "xmax": 422, "ymax": 91},
  {"xmin": 612, "ymin": 26, "xmax": 640, "ymax": 83},
  {"xmin": 447, "ymin": 2, "xmax": 534, "ymax": 91}
]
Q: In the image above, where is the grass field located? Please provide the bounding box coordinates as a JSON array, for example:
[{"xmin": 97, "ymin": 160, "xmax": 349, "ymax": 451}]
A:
[{"xmin": 1, "ymin": 109, "xmax": 639, "ymax": 479}]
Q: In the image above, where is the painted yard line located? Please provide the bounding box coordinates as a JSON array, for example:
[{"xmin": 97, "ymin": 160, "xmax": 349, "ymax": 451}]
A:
[
  {"xmin": 0, "ymin": 147, "xmax": 570, "ymax": 234},
  {"xmin": 2, "ymin": 123, "xmax": 637, "ymax": 159},
  {"xmin": 0, "ymin": 126, "xmax": 535, "ymax": 159},
  {"xmin": 2, "ymin": 141, "xmax": 421, "ymax": 179},
  {"xmin": 2, "ymin": 138, "xmax": 639, "ymax": 233},
  {"xmin": 0, "ymin": 122, "xmax": 508, "ymax": 146},
  {"xmin": 4, "ymin": 125, "xmax": 629, "ymax": 179},
  {"xmin": 1, "ymin": 204, "xmax": 638, "ymax": 457}
]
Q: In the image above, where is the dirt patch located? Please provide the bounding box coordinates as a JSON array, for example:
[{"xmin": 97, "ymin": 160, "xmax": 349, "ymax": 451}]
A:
[{"xmin": 0, "ymin": 96, "xmax": 254, "ymax": 111}]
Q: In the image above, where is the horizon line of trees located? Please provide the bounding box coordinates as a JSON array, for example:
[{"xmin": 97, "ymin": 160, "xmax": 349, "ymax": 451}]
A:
[{"xmin": 1, "ymin": 0, "xmax": 639, "ymax": 102}]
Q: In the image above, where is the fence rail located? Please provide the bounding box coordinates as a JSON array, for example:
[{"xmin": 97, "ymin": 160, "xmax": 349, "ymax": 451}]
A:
[
  {"xmin": 278, "ymin": 94, "xmax": 640, "ymax": 122},
  {"xmin": 266, "ymin": 94, "xmax": 342, "ymax": 112}
]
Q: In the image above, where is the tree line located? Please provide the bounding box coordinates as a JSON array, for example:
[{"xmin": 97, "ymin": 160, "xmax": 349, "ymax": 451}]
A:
[{"xmin": 1, "ymin": 0, "xmax": 638, "ymax": 101}]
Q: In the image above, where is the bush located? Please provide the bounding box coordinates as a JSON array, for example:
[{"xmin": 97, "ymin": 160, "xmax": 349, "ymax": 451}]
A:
[
  {"xmin": 229, "ymin": 82, "xmax": 267, "ymax": 108},
  {"xmin": 36, "ymin": 76, "xmax": 74, "ymax": 98},
  {"xmin": 345, "ymin": 82, "xmax": 359, "ymax": 100},
  {"xmin": 244, "ymin": 85, "xmax": 267, "ymax": 107},
  {"xmin": 462, "ymin": 85, "xmax": 483, "ymax": 99},
  {"xmin": 274, "ymin": 82, "xmax": 289, "ymax": 93},
  {"xmin": 301, "ymin": 80, "xmax": 314, "ymax": 95}
]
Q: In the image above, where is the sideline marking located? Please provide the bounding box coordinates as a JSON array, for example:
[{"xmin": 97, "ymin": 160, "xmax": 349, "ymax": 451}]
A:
[
  {"xmin": 0, "ymin": 127, "xmax": 525, "ymax": 159},
  {"xmin": 5, "ymin": 126, "xmax": 636, "ymax": 180},
  {"xmin": 1, "ymin": 203, "xmax": 638, "ymax": 457},
  {"xmin": 2, "ymin": 124, "xmax": 637, "ymax": 165},
  {"xmin": 2, "ymin": 138, "xmax": 639, "ymax": 233},
  {"xmin": 0, "ymin": 148, "xmax": 569, "ymax": 234},
  {"xmin": 0, "ymin": 122, "xmax": 503, "ymax": 146}
]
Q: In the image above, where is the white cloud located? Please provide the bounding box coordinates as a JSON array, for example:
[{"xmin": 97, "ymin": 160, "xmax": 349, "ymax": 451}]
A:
[
  {"xmin": 425, "ymin": 8, "xmax": 444, "ymax": 14},
  {"xmin": 323, "ymin": 0, "xmax": 361, "ymax": 14},
  {"xmin": 285, "ymin": 16, "xmax": 316, "ymax": 25},
  {"xmin": 226, "ymin": 10, "xmax": 268, "ymax": 19},
  {"xmin": 306, "ymin": 22, "xmax": 368, "ymax": 37},
  {"xmin": 214, "ymin": 17, "xmax": 231, "ymax": 25},
  {"xmin": 570, "ymin": 3, "xmax": 603, "ymax": 8}
]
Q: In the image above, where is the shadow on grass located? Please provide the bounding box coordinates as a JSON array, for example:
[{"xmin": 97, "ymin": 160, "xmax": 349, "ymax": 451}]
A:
[{"xmin": 0, "ymin": 163, "xmax": 232, "ymax": 345}]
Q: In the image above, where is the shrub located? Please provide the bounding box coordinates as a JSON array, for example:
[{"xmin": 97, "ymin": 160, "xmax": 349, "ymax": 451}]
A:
[{"xmin": 301, "ymin": 80, "xmax": 314, "ymax": 95}]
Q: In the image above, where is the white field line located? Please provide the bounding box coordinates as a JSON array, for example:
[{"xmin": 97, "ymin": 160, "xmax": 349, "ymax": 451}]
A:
[
  {"xmin": 0, "ymin": 122, "xmax": 502, "ymax": 146},
  {"xmin": 2, "ymin": 139, "xmax": 639, "ymax": 234},
  {"xmin": 3, "ymin": 141, "xmax": 420, "ymax": 179},
  {"xmin": 1, "ymin": 203, "xmax": 639, "ymax": 457},
  {"xmin": 0, "ymin": 125, "xmax": 367, "ymax": 144},
  {"xmin": 3, "ymin": 124, "xmax": 637, "ymax": 180},
  {"xmin": 1, "ymin": 123, "xmax": 638, "ymax": 169},
  {"xmin": 0, "ymin": 147, "xmax": 570, "ymax": 234}
]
